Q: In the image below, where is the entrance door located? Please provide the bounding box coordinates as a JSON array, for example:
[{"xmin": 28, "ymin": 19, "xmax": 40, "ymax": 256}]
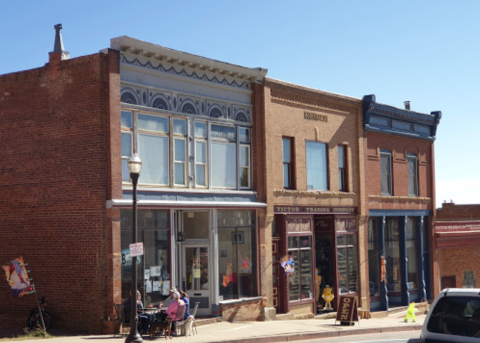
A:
[{"xmin": 183, "ymin": 245, "xmax": 210, "ymax": 316}]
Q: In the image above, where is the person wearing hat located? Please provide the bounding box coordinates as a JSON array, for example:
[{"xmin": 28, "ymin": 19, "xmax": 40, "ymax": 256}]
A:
[
  {"xmin": 156, "ymin": 287, "xmax": 177, "ymax": 323},
  {"xmin": 166, "ymin": 291, "xmax": 186, "ymax": 336},
  {"xmin": 162, "ymin": 287, "xmax": 177, "ymax": 309}
]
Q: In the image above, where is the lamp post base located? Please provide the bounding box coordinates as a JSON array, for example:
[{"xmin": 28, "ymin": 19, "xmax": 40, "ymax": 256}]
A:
[{"xmin": 125, "ymin": 331, "xmax": 143, "ymax": 343}]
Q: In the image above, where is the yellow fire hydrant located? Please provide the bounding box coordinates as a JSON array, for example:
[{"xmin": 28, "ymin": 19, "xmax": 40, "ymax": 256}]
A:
[{"xmin": 404, "ymin": 302, "xmax": 416, "ymax": 323}]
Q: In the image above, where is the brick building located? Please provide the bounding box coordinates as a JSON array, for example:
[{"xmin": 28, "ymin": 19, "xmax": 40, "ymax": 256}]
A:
[
  {"xmin": 261, "ymin": 79, "xmax": 365, "ymax": 317},
  {"xmin": 0, "ymin": 28, "xmax": 268, "ymax": 333},
  {"xmin": 435, "ymin": 202, "xmax": 480, "ymax": 290},
  {"xmin": 363, "ymin": 95, "xmax": 442, "ymax": 311}
]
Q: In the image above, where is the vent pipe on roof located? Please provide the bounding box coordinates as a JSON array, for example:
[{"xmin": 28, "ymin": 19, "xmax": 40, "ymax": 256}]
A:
[
  {"xmin": 49, "ymin": 24, "xmax": 70, "ymax": 61},
  {"xmin": 404, "ymin": 101, "xmax": 411, "ymax": 110}
]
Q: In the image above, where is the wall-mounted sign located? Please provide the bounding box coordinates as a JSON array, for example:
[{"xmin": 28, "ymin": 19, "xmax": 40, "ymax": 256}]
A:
[
  {"xmin": 435, "ymin": 221, "xmax": 480, "ymax": 233},
  {"xmin": 275, "ymin": 206, "xmax": 357, "ymax": 215},
  {"xmin": 286, "ymin": 216, "xmax": 312, "ymax": 233},
  {"xmin": 304, "ymin": 112, "xmax": 328, "ymax": 122}
]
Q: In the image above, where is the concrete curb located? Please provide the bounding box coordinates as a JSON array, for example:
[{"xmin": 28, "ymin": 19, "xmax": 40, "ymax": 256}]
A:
[{"xmin": 209, "ymin": 324, "xmax": 422, "ymax": 343}]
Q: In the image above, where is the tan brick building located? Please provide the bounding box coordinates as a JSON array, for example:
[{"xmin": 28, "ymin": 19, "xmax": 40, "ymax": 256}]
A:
[
  {"xmin": 435, "ymin": 202, "xmax": 480, "ymax": 290},
  {"xmin": 260, "ymin": 78, "xmax": 365, "ymax": 317}
]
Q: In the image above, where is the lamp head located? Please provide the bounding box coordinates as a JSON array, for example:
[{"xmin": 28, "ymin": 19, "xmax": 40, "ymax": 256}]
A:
[{"xmin": 128, "ymin": 154, "xmax": 142, "ymax": 175}]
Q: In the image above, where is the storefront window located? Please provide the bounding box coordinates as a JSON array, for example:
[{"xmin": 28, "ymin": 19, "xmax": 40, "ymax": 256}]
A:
[
  {"xmin": 406, "ymin": 217, "xmax": 418, "ymax": 291},
  {"xmin": 217, "ymin": 210, "xmax": 256, "ymax": 300},
  {"xmin": 337, "ymin": 234, "xmax": 358, "ymax": 294},
  {"xmin": 385, "ymin": 217, "xmax": 401, "ymax": 292},
  {"xmin": 368, "ymin": 219, "xmax": 380, "ymax": 297},
  {"xmin": 288, "ymin": 236, "xmax": 313, "ymax": 301},
  {"xmin": 121, "ymin": 209, "xmax": 170, "ymax": 307}
]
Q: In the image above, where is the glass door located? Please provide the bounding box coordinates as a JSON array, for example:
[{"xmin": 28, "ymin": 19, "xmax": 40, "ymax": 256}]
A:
[{"xmin": 183, "ymin": 245, "xmax": 210, "ymax": 316}]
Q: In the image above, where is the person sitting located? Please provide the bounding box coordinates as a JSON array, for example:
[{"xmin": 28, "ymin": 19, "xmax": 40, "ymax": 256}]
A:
[
  {"xmin": 156, "ymin": 287, "xmax": 177, "ymax": 323},
  {"xmin": 179, "ymin": 290, "xmax": 190, "ymax": 320},
  {"xmin": 124, "ymin": 290, "xmax": 154, "ymax": 334},
  {"xmin": 166, "ymin": 291, "xmax": 186, "ymax": 336}
]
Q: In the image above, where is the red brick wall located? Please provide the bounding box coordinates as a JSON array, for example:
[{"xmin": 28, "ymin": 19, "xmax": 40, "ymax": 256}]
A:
[
  {"xmin": 436, "ymin": 203, "xmax": 480, "ymax": 289},
  {"xmin": 0, "ymin": 50, "xmax": 121, "ymax": 333},
  {"xmin": 365, "ymin": 131, "xmax": 434, "ymax": 206}
]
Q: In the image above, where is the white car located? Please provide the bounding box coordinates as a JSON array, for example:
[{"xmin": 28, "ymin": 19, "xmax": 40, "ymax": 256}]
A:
[{"xmin": 409, "ymin": 288, "xmax": 480, "ymax": 342}]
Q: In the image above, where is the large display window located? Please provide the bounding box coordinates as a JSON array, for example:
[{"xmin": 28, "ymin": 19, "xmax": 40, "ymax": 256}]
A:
[
  {"xmin": 217, "ymin": 210, "xmax": 257, "ymax": 300},
  {"xmin": 288, "ymin": 236, "xmax": 313, "ymax": 301},
  {"xmin": 121, "ymin": 209, "xmax": 170, "ymax": 307}
]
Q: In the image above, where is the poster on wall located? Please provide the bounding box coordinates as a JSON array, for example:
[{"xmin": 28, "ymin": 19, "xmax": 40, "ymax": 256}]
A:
[
  {"xmin": 278, "ymin": 252, "xmax": 295, "ymax": 274},
  {"xmin": 3, "ymin": 257, "xmax": 35, "ymax": 298}
]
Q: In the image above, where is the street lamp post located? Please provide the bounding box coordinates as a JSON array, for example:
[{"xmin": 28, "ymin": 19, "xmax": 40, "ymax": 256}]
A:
[{"xmin": 126, "ymin": 154, "xmax": 143, "ymax": 343}]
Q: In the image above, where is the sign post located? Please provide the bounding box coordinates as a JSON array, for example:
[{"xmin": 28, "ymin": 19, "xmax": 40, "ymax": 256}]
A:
[{"xmin": 335, "ymin": 295, "xmax": 359, "ymax": 326}]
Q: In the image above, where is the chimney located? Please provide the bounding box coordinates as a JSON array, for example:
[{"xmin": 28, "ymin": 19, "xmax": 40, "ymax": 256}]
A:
[
  {"xmin": 49, "ymin": 24, "xmax": 70, "ymax": 62},
  {"xmin": 404, "ymin": 101, "xmax": 411, "ymax": 110}
]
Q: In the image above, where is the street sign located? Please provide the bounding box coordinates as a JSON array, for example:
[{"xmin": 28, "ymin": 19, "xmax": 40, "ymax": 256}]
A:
[{"xmin": 129, "ymin": 242, "xmax": 144, "ymax": 257}]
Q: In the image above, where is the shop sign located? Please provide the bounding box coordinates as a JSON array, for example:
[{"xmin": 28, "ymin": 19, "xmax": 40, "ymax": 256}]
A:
[
  {"xmin": 336, "ymin": 295, "xmax": 359, "ymax": 324},
  {"xmin": 286, "ymin": 216, "xmax": 312, "ymax": 233},
  {"xmin": 336, "ymin": 218, "xmax": 356, "ymax": 232},
  {"xmin": 275, "ymin": 205, "xmax": 356, "ymax": 215},
  {"xmin": 315, "ymin": 218, "xmax": 332, "ymax": 232},
  {"xmin": 304, "ymin": 112, "xmax": 328, "ymax": 122},
  {"xmin": 435, "ymin": 221, "xmax": 480, "ymax": 233}
]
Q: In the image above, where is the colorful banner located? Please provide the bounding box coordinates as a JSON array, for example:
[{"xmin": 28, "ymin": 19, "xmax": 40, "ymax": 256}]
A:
[
  {"xmin": 3, "ymin": 257, "xmax": 34, "ymax": 298},
  {"xmin": 279, "ymin": 253, "xmax": 295, "ymax": 274}
]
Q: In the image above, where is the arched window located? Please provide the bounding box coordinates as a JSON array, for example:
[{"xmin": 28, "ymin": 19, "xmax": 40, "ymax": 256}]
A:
[
  {"xmin": 407, "ymin": 153, "xmax": 418, "ymax": 197},
  {"xmin": 181, "ymin": 103, "xmax": 197, "ymax": 114},
  {"xmin": 152, "ymin": 97, "xmax": 169, "ymax": 110},
  {"xmin": 209, "ymin": 107, "xmax": 223, "ymax": 118},
  {"xmin": 121, "ymin": 91, "xmax": 138, "ymax": 105},
  {"xmin": 380, "ymin": 149, "xmax": 392, "ymax": 195},
  {"xmin": 236, "ymin": 112, "xmax": 248, "ymax": 122}
]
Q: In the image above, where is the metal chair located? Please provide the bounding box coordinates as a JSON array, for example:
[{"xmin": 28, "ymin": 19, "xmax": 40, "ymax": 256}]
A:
[
  {"xmin": 174, "ymin": 303, "xmax": 187, "ymax": 336},
  {"xmin": 113, "ymin": 304, "xmax": 130, "ymax": 337}
]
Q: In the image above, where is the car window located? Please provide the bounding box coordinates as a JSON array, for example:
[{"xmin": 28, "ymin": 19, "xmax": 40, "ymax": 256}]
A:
[{"xmin": 427, "ymin": 296, "xmax": 480, "ymax": 338}]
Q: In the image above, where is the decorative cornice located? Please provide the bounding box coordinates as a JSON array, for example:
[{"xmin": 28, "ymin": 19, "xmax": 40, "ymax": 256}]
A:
[
  {"xmin": 111, "ymin": 36, "xmax": 267, "ymax": 88},
  {"xmin": 270, "ymin": 88, "xmax": 354, "ymax": 113},
  {"xmin": 273, "ymin": 189, "xmax": 356, "ymax": 198}
]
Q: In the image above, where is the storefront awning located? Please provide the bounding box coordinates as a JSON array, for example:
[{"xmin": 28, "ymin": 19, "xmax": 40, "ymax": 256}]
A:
[{"xmin": 107, "ymin": 199, "xmax": 267, "ymax": 209}]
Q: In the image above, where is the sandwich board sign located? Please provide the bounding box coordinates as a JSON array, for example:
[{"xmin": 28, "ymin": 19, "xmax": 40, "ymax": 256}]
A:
[{"xmin": 335, "ymin": 295, "xmax": 359, "ymax": 325}]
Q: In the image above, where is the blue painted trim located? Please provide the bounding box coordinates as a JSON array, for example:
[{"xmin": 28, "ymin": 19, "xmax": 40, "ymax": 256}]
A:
[
  {"xmin": 123, "ymin": 190, "xmax": 258, "ymax": 203},
  {"xmin": 416, "ymin": 216, "xmax": 426, "ymax": 301},
  {"xmin": 369, "ymin": 209, "xmax": 430, "ymax": 217},
  {"xmin": 423, "ymin": 216, "xmax": 432, "ymax": 300},
  {"xmin": 362, "ymin": 94, "xmax": 441, "ymax": 141},
  {"xmin": 379, "ymin": 216, "xmax": 389, "ymax": 311},
  {"xmin": 399, "ymin": 216, "xmax": 410, "ymax": 305}
]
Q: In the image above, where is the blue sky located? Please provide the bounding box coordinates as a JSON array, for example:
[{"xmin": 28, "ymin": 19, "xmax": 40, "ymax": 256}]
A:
[{"xmin": 2, "ymin": 1, "xmax": 479, "ymax": 206}]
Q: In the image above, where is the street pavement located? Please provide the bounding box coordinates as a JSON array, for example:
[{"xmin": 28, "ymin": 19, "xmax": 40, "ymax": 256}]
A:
[{"xmin": 0, "ymin": 312, "xmax": 425, "ymax": 343}]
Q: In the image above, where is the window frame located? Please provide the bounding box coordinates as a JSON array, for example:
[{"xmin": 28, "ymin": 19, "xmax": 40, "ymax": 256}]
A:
[
  {"xmin": 194, "ymin": 121, "xmax": 208, "ymax": 188},
  {"xmin": 305, "ymin": 140, "xmax": 329, "ymax": 191},
  {"xmin": 380, "ymin": 149, "xmax": 393, "ymax": 196},
  {"xmin": 407, "ymin": 153, "xmax": 418, "ymax": 197},
  {"xmin": 121, "ymin": 110, "xmax": 134, "ymax": 183},
  {"xmin": 287, "ymin": 234, "xmax": 314, "ymax": 302},
  {"xmin": 338, "ymin": 145, "xmax": 348, "ymax": 192},
  {"xmin": 282, "ymin": 137, "xmax": 295, "ymax": 189},
  {"xmin": 337, "ymin": 233, "xmax": 359, "ymax": 295}
]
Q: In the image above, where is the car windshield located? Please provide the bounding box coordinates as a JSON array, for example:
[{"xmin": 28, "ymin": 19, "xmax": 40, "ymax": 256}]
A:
[{"xmin": 427, "ymin": 296, "xmax": 480, "ymax": 338}]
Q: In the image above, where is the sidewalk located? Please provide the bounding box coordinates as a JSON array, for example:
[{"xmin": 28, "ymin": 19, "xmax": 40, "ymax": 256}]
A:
[{"xmin": 1, "ymin": 313, "xmax": 425, "ymax": 343}]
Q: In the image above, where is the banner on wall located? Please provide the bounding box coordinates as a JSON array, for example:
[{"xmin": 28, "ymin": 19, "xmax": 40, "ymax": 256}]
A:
[{"xmin": 3, "ymin": 257, "xmax": 35, "ymax": 298}]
